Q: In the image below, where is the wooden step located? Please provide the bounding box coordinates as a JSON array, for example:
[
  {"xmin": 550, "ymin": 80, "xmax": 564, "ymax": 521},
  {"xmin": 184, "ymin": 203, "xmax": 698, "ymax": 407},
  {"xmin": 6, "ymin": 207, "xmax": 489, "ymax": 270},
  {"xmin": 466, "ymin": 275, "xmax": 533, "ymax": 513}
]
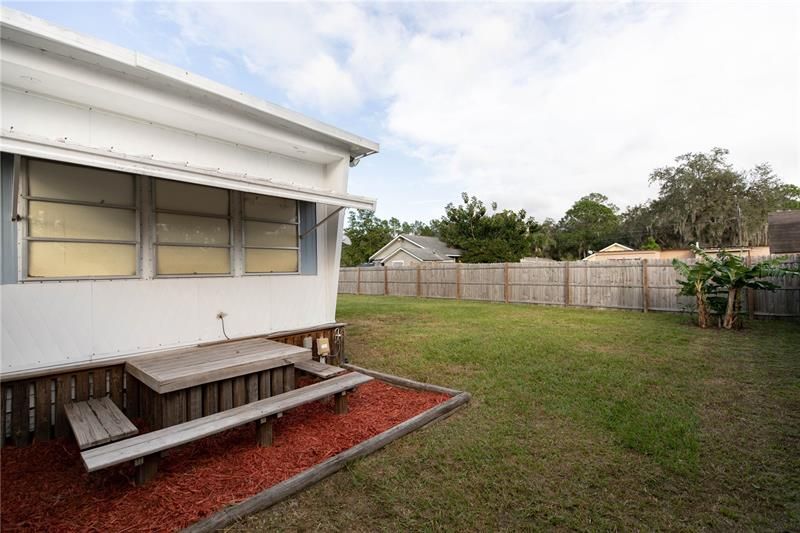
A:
[
  {"xmin": 294, "ymin": 360, "xmax": 347, "ymax": 379},
  {"xmin": 64, "ymin": 397, "xmax": 138, "ymax": 450}
]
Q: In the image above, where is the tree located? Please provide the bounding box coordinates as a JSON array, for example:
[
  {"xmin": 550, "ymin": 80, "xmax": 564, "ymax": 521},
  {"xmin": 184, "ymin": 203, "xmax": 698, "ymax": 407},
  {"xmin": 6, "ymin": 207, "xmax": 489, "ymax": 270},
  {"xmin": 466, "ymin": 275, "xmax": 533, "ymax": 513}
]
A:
[
  {"xmin": 341, "ymin": 210, "xmax": 396, "ymax": 266},
  {"xmin": 640, "ymin": 236, "xmax": 661, "ymax": 251},
  {"xmin": 530, "ymin": 218, "xmax": 558, "ymax": 258},
  {"xmin": 556, "ymin": 193, "xmax": 620, "ymax": 259},
  {"xmin": 437, "ymin": 193, "xmax": 534, "ymax": 263},
  {"xmin": 647, "ymin": 148, "xmax": 799, "ymax": 248}
]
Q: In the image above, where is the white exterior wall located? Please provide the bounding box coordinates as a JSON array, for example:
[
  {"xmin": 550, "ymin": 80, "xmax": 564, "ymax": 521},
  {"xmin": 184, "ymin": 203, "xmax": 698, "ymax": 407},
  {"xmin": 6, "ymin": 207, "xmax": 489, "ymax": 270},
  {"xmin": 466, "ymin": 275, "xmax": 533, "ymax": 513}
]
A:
[{"xmin": 0, "ymin": 18, "xmax": 373, "ymax": 375}]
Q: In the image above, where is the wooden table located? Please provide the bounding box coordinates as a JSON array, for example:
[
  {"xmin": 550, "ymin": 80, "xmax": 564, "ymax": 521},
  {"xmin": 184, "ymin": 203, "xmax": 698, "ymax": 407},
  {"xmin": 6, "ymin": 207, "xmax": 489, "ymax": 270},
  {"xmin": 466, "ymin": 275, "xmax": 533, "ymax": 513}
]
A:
[{"xmin": 126, "ymin": 339, "xmax": 311, "ymax": 428}]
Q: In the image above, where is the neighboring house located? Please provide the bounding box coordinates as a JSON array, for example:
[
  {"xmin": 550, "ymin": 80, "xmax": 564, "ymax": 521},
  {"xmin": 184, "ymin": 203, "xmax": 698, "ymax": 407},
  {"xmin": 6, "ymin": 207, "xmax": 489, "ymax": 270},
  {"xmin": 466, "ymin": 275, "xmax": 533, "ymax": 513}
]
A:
[
  {"xmin": 369, "ymin": 234, "xmax": 462, "ymax": 266},
  {"xmin": 0, "ymin": 8, "xmax": 378, "ymax": 376},
  {"xmin": 583, "ymin": 243, "xmax": 772, "ymax": 262},
  {"xmin": 768, "ymin": 211, "xmax": 800, "ymax": 254}
]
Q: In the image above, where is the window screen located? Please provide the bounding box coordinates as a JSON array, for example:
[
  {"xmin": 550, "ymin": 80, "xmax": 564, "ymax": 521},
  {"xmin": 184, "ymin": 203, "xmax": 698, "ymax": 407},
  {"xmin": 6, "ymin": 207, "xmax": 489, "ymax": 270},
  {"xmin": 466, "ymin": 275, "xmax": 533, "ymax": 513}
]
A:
[
  {"xmin": 154, "ymin": 180, "xmax": 231, "ymax": 275},
  {"xmin": 243, "ymin": 193, "xmax": 298, "ymax": 273},
  {"xmin": 26, "ymin": 160, "xmax": 137, "ymax": 278}
]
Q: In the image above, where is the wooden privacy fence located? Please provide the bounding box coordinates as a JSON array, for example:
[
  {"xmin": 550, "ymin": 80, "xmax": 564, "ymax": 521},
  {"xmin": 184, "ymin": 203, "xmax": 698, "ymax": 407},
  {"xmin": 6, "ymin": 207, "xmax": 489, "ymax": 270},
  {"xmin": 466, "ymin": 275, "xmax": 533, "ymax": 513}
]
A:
[{"xmin": 338, "ymin": 255, "xmax": 800, "ymax": 318}]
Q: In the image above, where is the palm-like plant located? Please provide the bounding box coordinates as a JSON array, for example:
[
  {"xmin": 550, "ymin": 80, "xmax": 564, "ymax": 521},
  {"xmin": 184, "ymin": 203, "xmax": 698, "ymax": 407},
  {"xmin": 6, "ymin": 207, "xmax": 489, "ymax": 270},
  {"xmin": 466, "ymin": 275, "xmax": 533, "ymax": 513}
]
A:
[{"xmin": 673, "ymin": 247, "xmax": 798, "ymax": 329}]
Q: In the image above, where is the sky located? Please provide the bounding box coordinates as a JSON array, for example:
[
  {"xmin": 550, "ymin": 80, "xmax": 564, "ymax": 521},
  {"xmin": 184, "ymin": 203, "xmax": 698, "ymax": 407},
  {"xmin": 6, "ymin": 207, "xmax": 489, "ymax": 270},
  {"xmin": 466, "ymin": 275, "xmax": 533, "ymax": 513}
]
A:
[{"xmin": 7, "ymin": 1, "xmax": 799, "ymax": 224}]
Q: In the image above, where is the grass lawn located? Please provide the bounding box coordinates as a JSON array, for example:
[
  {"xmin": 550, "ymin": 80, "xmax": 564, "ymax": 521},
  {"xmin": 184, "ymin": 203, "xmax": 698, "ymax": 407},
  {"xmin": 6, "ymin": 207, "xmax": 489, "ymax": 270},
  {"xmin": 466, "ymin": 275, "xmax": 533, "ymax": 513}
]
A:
[{"xmin": 239, "ymin": 295, "xmax": 800, "ymax": 531}]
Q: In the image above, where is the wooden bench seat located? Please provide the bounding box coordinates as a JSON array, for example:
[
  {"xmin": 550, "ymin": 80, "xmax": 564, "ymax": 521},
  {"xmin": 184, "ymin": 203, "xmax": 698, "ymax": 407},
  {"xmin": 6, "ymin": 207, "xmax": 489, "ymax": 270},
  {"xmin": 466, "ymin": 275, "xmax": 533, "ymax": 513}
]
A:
[
  {"xmin": 81, "ymin": 372, "xmax": 372, "ymax": 484},
  {"xmin": 64, "ymin": 397, "xmax": 138, "ymax": 450},
  {"xmin": 294, "ymin": 359, "xmax": 347, "ymax": 379}
]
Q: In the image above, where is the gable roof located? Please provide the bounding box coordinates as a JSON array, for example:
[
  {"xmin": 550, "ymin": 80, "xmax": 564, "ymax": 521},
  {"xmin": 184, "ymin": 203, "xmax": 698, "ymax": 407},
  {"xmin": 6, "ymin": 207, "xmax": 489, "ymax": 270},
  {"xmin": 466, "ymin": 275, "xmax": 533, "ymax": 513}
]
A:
[
  {"xmin": 596, "ymin": 243, "xmax": 634, "ymax": 253},
  {"xmin": 369, "ymin": 234, "xmax": 462, "ymax": 262}
]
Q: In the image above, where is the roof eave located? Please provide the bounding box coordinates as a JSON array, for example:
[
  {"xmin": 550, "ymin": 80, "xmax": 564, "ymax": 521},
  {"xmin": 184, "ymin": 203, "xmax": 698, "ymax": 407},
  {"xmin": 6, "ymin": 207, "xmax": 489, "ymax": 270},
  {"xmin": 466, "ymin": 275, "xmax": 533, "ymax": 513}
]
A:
[{"xmin": 0, "ymin": 7, "xmax": 379, "ymax": 159}]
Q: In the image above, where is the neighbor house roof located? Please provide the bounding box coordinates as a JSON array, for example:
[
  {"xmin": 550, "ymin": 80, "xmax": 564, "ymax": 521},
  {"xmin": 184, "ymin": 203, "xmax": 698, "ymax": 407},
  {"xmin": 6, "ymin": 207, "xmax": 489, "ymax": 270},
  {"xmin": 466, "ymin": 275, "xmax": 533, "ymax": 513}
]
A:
[{"xmin": 369, "ymin": 234, "xmax": 462, "ymax": 262}]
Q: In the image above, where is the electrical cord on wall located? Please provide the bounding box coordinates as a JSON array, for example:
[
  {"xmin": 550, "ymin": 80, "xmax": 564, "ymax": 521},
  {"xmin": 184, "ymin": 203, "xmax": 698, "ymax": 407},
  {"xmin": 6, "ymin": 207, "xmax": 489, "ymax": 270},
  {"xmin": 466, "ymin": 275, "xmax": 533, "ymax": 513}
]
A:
[{"xmin": 217, "ymin": 312, "xmax": 231, "ymax": 340}]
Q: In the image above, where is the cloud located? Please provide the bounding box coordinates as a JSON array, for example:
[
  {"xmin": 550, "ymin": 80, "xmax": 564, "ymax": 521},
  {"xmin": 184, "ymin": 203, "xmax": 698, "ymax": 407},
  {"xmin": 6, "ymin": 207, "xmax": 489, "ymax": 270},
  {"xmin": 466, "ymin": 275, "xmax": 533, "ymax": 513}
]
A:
[{"xmin": 158, "ymin": 2, "xmax": 798, "ymax": 220}]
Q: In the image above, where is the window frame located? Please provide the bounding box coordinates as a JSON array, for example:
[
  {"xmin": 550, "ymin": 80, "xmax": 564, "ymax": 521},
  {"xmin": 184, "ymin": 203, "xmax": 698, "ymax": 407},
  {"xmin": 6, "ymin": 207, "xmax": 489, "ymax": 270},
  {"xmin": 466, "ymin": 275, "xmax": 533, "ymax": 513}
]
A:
[
  {"xmin": 152, "ymin": 179, "xmax": 234, "ymax": 278},
  {"xmin": 241, "ymin": 193, "xmax": 301, "ymax": 276},
  {"xmin": 21, "ymin": 158, "xmax": 141, "ymax": 282}
]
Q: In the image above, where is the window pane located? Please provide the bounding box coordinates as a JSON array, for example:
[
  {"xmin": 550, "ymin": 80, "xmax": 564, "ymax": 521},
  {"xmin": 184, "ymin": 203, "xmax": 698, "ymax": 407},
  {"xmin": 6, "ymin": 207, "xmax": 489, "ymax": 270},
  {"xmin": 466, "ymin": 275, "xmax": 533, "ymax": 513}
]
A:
[
  {"xmin": 29, "ymin": 201, "xmax": 136, "ymax": 241},
  {"xmin": 29, "ymin": 242, "xmax": 136, "ymax": 277},
  {"xmin": 157, "ymin": 246, "xmax": 230, "ymax": 275},
  {"xmin": 155, "ymin": 179, "xmax": 229, "ymax": 215},
  {"xmin": 245, "ymin": 249, "xmax": 298, "ymax": 273},
  {"xmin": 28, "ymin": 160, "xmax": 134, "ymax": 206},
  {"xmin": 244, "ymin": 220, "xmax": 297, "ymax": 248},
  {"xmin": 243, "ymin": 194, "xmax": 297, "ymax": 222},
  {"xmin": 156, "ymin": 213, "xmax": 229, "ymax": 245}
]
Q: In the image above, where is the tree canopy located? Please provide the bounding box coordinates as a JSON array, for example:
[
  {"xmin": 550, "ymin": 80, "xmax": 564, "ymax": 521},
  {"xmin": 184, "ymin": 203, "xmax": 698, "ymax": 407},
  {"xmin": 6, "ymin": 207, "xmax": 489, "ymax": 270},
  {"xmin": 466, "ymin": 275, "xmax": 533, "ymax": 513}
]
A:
[
  {"xmin": 555, "ymin": 193, "xmax": 620, "ymax": 260},
  {"xmin": 341, "ymin": 148, "xmax": 798, "ymax": 265},
  {"xmin": 436, "ymin": 193, "xmax": 535, "ymax": 263},
  {"xmin": 620, "ymin": 148, "xmax": 799, "ymax": 249}
]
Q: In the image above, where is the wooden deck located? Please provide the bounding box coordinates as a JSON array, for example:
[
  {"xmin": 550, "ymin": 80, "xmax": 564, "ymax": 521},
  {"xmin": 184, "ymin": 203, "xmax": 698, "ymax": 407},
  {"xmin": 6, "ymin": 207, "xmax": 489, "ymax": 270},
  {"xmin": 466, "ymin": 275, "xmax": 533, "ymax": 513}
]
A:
[{"xmin": 126, "ymin": 339, "xmax": 311, "ymax": 394}]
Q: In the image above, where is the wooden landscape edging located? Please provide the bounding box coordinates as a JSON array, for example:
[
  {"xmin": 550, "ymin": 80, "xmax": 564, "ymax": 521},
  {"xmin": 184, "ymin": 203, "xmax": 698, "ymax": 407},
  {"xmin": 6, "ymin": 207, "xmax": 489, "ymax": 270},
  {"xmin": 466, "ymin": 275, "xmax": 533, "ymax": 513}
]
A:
[{"xmin": 182, "ymin": 368, "xmax": 470, "ymax": 533}]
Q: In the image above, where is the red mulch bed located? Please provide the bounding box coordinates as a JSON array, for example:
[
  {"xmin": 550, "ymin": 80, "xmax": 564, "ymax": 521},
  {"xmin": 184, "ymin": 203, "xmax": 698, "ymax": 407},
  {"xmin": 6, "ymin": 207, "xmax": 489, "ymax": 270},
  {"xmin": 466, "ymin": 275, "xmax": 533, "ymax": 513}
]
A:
[{"xmin": 1, "ymin": 379, "xmax": 449, "ymax": 532}]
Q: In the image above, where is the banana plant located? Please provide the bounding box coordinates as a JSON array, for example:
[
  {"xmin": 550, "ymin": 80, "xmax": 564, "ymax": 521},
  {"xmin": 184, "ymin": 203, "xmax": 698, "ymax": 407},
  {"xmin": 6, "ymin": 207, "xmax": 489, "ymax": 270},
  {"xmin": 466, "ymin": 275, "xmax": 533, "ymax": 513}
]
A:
[
  {"xmin": 711, "ymin": 252, "xmax": 798, "ymax": 329},
  {"xmin": 673, "ymin": 247, "xmax": 798, "ymax": 329}
]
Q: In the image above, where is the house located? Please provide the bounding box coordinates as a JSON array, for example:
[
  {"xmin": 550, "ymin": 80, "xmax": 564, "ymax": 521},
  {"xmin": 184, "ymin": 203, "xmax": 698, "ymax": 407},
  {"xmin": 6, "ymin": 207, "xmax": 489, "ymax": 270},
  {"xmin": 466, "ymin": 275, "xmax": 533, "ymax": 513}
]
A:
[
  {"xmin": 0, "ymin": 10, "xmax": 377, "ymax": 386},
  {"xmin": 369, "ymin": 234, "xmax": 462, "ymax": 266},
  {"xmin": 583, "ymin": 242, "xmax": 772, "ymax": 262},
  {"xmin": 768, "ymin": 210, "xmax": 800, "ymax": 254}
]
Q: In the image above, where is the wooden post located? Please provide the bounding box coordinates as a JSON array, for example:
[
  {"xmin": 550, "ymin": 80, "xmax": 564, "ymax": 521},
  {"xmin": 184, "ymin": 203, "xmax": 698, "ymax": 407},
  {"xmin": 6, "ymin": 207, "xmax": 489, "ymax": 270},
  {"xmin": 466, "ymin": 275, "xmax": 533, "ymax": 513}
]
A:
[
  {"xmin": 642, "ymin": 259, "xmax": 649, "ymax": 313},
  {"xmin": 416, "ymin": 264, "xmax": 422, "ymax": 297},
  {"xmin": 503, "ymin": 263, "xmax": 510, "ymax": 303},
  {"xmin": 356, "ymin": 267, "xmax": 361, "ymax": 295},
  {"xmin": 564, "ymin": 262, "xmax": 571, "ymax": 306},
  {"xmin": 35, "ymin": 379, "xmax": 51, "ymax": 442},
  {"xmin": 11, "ymin": 382, "xmax": 29, "ymax": 447},
  {"xmin": 384, "ymin": 265, "xmax": 388, "ymax": 296},
  {"xmin": 746, "ymin": 254, "xmax": 755, "ymax": 319},
  {"xmin": 456, "ymin": 263, "xmax": 462, "ymax": 300},
  {"xmin": 334, "ymin": 391, "xmax": 349, "ymax": 414},
  {"xmin": 256, "ymin": 416, "xmax": 274, "ymax": 447},
  {"xmin": 135, "ymin": 453, "xmax": 160, "ymax": 485}
]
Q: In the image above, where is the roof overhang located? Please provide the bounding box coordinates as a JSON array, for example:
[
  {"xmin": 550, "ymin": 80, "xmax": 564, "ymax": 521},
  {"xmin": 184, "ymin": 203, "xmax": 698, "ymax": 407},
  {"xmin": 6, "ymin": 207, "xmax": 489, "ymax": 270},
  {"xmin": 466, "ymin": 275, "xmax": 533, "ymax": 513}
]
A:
[
  {"xmin": 1, "ymin": 131, "xmax": 377, "ymax": 210},
  {"xmin": 0, "ymin": 7, "xmax": 379, "ymax": 160}
]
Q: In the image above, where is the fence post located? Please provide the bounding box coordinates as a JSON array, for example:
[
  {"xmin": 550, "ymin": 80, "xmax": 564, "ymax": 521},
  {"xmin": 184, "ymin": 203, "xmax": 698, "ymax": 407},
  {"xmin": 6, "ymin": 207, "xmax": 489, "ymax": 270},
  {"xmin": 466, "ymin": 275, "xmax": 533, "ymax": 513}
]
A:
[
  {"xmin": 356, "ymin": 267, "xmax": 361, "ymax": 295},
  {"xmin": 416, "ymin": 264, "xmax": 422, "ymax": 297},
  {"xmin": 456, "ymin": 263, "xmax": 462, "ymax": 300},
  {"xmin": 384, "ymin": 265, "xmax": 388, "ymax": 296},
  {"xmin": 642, "ymin": 259, "xmax": 649, "ymax": 313},
  {"xmin": 746, "ymin": 254, "xmax": 755, "ymax": 319},
  {"xmin": 564, "ymin": 262, "xmax": 571, "ymax": 306},
  {"xmin": 504, "ymin": 262, "xmax": 510, "ymax": 303}
]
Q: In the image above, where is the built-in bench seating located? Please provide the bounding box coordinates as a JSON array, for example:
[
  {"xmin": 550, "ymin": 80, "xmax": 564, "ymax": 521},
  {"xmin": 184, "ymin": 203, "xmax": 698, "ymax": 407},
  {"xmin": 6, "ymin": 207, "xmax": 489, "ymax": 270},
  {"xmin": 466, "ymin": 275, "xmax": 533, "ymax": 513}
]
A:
[
  {"xmin": 80, "ymin": 371, "xmax": 372, "ymax": 484},
  {"xmin": 294, "ymin": 360, "xmax": 347, "ymax": 379}
]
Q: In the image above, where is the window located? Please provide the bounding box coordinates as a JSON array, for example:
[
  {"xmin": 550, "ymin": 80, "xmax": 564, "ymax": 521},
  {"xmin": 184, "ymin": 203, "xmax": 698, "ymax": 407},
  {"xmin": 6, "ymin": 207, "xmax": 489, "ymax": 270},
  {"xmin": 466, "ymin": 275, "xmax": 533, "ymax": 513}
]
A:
[
  {"xmin": 242, "ymin": 193, "xmax": 299, "ymax": 273},
  {"xmin": 392, "ymin": 260, "xmax": 405, "ymax": 267},
  {"xmin": 26, "ymin": 160, "xmax": 137, "ymax": 278},
  {"xmin": 154, "ymin": 179, "xmax": 231, "ymax": 275}
]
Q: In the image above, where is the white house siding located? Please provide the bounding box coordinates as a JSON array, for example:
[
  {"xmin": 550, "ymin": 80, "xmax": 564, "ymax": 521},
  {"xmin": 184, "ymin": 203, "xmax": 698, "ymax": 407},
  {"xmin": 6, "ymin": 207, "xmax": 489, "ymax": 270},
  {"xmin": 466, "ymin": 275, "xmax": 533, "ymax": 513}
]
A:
[
  {"xmin": 384, "ymin": 249, "xmax": 423, "ymax": 266},
  {"xmin": 376, "ymin": 239, "xmax": 411, "ymax": 262},
  {"xmin": 0, "ymin": 275, "xmax": 330, "ymax": 372}
]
